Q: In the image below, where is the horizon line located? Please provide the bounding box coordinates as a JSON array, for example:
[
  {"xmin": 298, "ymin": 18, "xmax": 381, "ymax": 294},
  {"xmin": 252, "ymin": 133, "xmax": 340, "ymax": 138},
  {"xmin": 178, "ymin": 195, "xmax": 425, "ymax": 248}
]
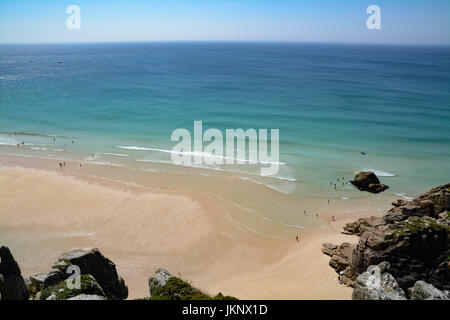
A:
[{"xmin": 1, "ymin": 40, "xmax": 449, "ymax": 47}]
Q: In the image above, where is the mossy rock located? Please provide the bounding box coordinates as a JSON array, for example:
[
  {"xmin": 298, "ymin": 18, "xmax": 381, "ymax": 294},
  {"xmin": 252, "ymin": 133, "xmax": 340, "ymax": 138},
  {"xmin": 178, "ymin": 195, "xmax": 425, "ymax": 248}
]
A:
[
  {"xmin": 40, "ymin": 274, "xmax": 105, "ymax": 300},
  {"xmin": 392, "ymin": 216, "xmax": 449, "ymax": 240},
  {"xmin": 52, "ymin": 258, "xmax": 72, "ymax": 271},
  {"xmin": 149, "ymin": 277, "xmax": 237, "ymax": 300}
]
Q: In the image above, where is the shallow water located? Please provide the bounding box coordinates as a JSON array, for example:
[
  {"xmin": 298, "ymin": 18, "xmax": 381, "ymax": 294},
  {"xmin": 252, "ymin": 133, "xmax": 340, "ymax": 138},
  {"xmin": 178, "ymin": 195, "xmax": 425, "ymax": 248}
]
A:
[{"xmin": 1, "ymin": 42, "xmax": 450, "ymax": 199}]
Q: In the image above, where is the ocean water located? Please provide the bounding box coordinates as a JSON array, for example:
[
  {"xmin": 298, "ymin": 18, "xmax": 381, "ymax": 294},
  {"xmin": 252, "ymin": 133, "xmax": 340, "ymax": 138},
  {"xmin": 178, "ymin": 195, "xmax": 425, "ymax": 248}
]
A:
[{"xmin": 1, "ymin": 42, "xmax": 450, "ymax": 199}]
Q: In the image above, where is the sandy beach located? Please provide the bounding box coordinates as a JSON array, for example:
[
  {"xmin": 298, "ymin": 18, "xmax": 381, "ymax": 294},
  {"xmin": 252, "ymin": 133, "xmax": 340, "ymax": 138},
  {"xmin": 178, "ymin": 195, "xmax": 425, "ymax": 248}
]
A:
[{"xmin": 0, "ymin": 153, "xmax": 397, "ymax": 300}]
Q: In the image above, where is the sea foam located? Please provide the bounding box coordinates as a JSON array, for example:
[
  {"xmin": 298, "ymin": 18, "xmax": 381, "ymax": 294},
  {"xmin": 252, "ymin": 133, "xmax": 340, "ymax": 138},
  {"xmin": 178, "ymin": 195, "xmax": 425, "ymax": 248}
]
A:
[{"xmin": 117, "ymin": 145, "xmax": 285, "ymax": 165}]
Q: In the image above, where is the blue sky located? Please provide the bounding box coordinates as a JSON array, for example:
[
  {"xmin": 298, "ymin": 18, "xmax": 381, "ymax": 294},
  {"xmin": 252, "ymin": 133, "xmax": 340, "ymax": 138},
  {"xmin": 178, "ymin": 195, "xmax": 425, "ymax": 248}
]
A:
[{"xmin": 0, "ymin": 0, "xmax": 449, "ymax": 44}]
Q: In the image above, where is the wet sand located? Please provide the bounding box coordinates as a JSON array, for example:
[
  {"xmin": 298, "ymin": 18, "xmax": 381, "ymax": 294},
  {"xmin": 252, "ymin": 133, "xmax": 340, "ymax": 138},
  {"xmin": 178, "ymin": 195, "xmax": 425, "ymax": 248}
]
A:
[{"xmin": 0, "ymin": 154, "xmax": 393, "ymax": 299}]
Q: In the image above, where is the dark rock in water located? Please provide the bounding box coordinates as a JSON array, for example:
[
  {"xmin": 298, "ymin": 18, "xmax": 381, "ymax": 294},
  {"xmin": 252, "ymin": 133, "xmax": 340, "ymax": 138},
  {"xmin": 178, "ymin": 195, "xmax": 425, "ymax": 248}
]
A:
[
  {"xmin": 408, "ymin": 280, "xmax": 449, "ymax": 300},
  {"xmin": 57, "ymin": 248, "xmax": 128, "ymax": 300},
  {"xmin": 350, "ymin": 171, "xmax": 389, "ymax": 194},
  {"xmin": 0, "ymin": 246, "xmax": 29, "ymax": 300},
  {"xmin": 322, "ymin": 182, "xmax": 450, "ymax": 296},
  {"xmin": 352, "ymin": 262, "xmax": 406, "ymax": 300}
]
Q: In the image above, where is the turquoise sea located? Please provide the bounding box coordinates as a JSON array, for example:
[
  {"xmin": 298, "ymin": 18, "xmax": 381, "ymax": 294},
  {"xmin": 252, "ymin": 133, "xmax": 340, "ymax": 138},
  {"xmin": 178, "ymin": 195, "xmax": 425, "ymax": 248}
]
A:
[{"xmin": 1, "ymin": 42, "xmax": 450, "ymax": 199}]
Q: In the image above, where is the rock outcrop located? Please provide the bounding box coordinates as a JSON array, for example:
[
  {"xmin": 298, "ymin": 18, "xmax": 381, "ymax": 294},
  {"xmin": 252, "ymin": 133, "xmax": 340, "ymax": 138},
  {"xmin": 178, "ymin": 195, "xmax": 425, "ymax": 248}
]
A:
[
  {"xmin": 322, "ymin": 242, "xmax": 356, "ymax": 286},
  {"xmin": 56, "ymin": 248, "xmax": 128, "ymax": 300},
  {"xmin": 0, "ymin": 246, "xmax": 29, "ymax": 300},
  {"xmin": 323, "ymin": 183, "xmax": 450, "ymax": 298},
  {"xmin": 408, "ymin": 280, "xmax": 449, "ymax": 300},
  {"xmin": 352, "ymin": 262, "xmax": 406, "ymax": 300},
  {"xmin": 148, "ymin": 268, "xmax": 173, "ymax": 296},
  {"xmin": 147, "ymin": 268, "xmax": 237, "ymax": 300},
  {"xmin": 24, "ymin": 248, "xmax": 128, "ymax": 300},
  {"xmin": 351, "ymin": 171, "xmax": 389, "ymax": 193},
  {"xmin": 342, "ymin": 216, "xmax": 384, "ymax": 236},
  {"xmin": 39, "ymin": 274, "xmax": 106, "ymax": 300},
  {"xmin": 29, "ymin": 269, "xmax": 65, "ymax": 292}
]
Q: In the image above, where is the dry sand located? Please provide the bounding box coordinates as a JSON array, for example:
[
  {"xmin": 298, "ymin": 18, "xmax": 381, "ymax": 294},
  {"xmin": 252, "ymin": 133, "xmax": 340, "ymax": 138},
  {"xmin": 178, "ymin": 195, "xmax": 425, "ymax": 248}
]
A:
[{"xmin": 0, "ymin": 155, "xmax": 389, "ymax": 300}]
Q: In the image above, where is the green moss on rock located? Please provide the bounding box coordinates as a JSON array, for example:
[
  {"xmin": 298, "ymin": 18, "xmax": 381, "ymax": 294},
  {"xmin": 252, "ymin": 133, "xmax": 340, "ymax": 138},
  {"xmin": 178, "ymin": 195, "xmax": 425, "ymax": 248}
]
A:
[
  {"xmin": 40, "ymin": 274, "xmax": 105, "ymax": 300},
  {"xmin": 149, "ymin": 277, "xmax": 237, "ymax": 300},
  {"xmin": 392, "ymin": 216, "xmax": 449, "ymax": 240}
]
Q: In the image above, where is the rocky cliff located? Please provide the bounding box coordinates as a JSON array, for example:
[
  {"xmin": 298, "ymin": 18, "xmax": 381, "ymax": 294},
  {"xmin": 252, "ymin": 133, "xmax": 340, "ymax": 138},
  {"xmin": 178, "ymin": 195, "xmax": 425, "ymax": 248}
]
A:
[{"xmin": 322, "ymin": 183, "xmax": 450, "ymax": 299}]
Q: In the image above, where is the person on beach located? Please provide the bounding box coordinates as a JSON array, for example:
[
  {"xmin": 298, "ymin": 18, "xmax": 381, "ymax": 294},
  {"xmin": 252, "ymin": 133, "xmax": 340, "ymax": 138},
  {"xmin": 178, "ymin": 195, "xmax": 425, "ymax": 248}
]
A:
[
  {"xmin": 331, "ymin": 215, "xmax": 336, "ymax": 222},
  {"xmin": 327, "ymin": 200, "xmax": 330, "ymax": 205},
  {"xmin": 296, "ymin": 235, "xmax": 299, "ymax": 242},
  {"xmin": 304, "ymin": 210, "xmax": 307, "ymax": 216},
  {"xmin": 63, "ymin": 162, "xmax": 66, "ymax": 167},
  {"xmin": 316, "ymin": 213, "xmax": 319, "ymax": 218},
  {"xmin": 59, "ymin": 163, "xmax": 63, "ymax": 168},
  {"xmin": 79, "ymin": 164, "xmax": 82, "ymax": 168}
]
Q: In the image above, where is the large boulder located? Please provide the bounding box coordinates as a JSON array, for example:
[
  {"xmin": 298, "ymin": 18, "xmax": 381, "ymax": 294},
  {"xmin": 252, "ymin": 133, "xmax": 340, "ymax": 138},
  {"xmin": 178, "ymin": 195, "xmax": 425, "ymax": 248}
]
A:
[
  {"xmin": 352, "ymin": 262, "xmax": 406, "ymax": 300},
  {"xmin": 0, "ymin": 246, "xmax": 29, "ymax": 300},
  {"xmin": 351, "ymin": 171, "xmax": 389, "ymax": 194},
  {"xmin": 408, "ymin": 281, "xmax": 449, "ymax": 300},
  {"xmin": 57, "ymin": 248, "xmax": 128, "ymax": 300}
]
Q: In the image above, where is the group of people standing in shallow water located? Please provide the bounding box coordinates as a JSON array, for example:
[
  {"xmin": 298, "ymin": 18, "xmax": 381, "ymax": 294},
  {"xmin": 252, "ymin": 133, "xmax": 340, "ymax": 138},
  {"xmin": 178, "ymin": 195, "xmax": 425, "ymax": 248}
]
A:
[
  {"xmin": 330, "ymin": 177, "xmax": 351, "ymax": 190},
  {"xmin": 58, "ymin": 161, "xmax": 83, "ymax": 169},
  {"xmin": 296, "ymin": 175, "xmax": 348, "ymax": 242}
]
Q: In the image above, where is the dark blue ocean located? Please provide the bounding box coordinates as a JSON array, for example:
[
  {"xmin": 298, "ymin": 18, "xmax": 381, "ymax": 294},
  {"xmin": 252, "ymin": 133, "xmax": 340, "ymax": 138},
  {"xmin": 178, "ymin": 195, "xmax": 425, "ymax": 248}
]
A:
[{"xmin": 1, "ymin": 42, "xmax": 449, "ymax": 198}]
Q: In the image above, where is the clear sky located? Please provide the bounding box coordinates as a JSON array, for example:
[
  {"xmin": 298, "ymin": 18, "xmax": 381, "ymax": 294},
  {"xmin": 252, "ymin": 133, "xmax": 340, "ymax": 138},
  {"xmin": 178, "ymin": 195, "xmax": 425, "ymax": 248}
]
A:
[{"xmin": 0, "ymin": 0, "xmax": 449, "ymax": 45}]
